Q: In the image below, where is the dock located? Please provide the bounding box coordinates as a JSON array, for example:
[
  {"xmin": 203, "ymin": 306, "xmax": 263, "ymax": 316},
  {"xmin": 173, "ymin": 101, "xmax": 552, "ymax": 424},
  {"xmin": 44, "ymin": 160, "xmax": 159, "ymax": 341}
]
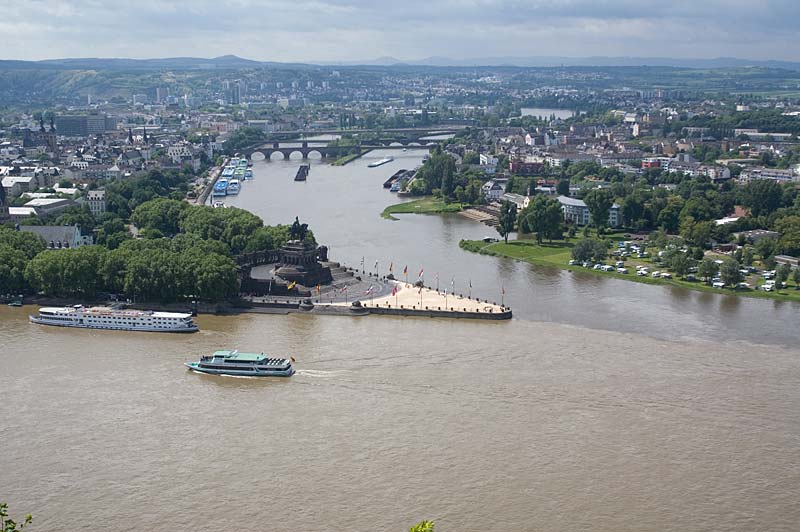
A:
[
  {"xmin": 295, "ymin": 164, "xmax": 309, "ymax": 181},
  {"xmin": 383, "ymin": 169, "xmax": 407, "ymax": 188}
]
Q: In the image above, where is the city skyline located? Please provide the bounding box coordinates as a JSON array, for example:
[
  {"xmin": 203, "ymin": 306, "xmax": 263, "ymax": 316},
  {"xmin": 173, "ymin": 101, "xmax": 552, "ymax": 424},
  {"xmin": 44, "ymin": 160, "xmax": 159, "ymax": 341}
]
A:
[{"xmin": 3, "ymin": 0, "xmax": 800, "ymax": 63}]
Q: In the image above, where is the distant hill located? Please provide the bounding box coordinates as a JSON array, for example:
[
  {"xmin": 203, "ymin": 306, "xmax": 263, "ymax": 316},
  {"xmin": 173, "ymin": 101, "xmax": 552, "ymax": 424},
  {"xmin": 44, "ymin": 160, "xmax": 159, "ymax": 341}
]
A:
[
  {"xmin": 321, "ymin": 55, "xmax": 800, "ymax": 71},
  {"xmin": 2, "ymin": 54, "xmax": 799, "ymax": 71},
  {"xmin": 0, "ymin": 55, "xmax": 281, "ymax": 71}
]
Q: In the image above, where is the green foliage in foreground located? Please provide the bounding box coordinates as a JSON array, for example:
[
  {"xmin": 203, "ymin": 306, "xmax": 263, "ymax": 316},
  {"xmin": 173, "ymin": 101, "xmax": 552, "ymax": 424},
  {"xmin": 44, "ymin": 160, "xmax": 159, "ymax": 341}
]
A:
[
  {"xmin": 1, "ymin": 503, "xmax": 32, "ymax": 532},
  {"xmin": 409, "ymin": 520, "xmax": 434, "ymax": 532},
  {"xmin": 381, "ymin": 197, "xmax": 463, "ymax": 220}
]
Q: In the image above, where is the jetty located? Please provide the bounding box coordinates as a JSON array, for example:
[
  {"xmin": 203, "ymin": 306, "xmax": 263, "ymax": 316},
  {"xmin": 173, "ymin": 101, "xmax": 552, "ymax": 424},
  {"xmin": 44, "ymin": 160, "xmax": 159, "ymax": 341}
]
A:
[{"xmin": 295, "ymin": 164, "xmax": 309, "ymax": 181}]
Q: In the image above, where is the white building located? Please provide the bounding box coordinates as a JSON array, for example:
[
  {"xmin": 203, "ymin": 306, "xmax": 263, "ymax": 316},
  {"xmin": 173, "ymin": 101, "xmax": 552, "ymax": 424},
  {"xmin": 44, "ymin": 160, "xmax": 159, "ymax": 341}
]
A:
[{"xmin": 86, "ymin": 189, "xmax": 106, "ymax": 216}]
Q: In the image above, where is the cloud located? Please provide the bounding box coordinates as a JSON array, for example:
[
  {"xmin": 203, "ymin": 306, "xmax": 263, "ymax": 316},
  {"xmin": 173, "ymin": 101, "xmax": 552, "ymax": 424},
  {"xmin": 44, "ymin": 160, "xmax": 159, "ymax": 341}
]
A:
[{"xmin": 2, "ymin": 0, "xmax": 799, "ymax": 62}]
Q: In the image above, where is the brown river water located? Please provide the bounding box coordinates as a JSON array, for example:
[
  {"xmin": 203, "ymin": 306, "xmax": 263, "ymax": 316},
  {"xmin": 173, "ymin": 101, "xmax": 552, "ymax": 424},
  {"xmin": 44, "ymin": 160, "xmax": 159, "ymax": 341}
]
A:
[{"xmin": 2, "ymin": 150, "xmax": 799, "ymax": 531}]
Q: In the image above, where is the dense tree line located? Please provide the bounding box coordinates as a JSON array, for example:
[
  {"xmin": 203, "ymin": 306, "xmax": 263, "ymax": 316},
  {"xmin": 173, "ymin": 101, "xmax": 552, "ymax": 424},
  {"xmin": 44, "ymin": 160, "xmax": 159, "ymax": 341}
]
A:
[
  {"xmin": 2, "ymin": 191, "xmax": 315, "ymax": 301},
  {"xmin": 24, "ymin": 239, "xmax": 237, "ymax": 302}
]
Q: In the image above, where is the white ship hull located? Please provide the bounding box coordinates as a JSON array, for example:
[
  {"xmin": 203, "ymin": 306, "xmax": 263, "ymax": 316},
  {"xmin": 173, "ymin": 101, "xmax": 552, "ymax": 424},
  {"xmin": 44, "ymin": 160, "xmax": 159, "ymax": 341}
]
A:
[{"xmin": 29, "ymin": 306, "xmax": 199, "ymax": 333}]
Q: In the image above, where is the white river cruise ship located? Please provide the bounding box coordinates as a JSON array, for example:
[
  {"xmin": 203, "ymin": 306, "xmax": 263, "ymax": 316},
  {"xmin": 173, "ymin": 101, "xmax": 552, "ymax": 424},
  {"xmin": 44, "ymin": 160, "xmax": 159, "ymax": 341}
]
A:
[{"xmin": 29, "ymin": 305, "xmax": 199, "ymax": 333}]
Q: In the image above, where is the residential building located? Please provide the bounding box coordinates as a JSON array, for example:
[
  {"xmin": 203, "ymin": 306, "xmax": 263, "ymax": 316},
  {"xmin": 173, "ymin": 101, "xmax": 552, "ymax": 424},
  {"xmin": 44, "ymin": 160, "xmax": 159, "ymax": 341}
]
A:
[
  {"xmin": 18, "ymin": 224, "xmax": 91, "ymax": 248},
  {"xmin": 86, "ymin": 190, "xmax": 106, "ymax": 217},
  {"xmin": 482, "ymin": 180, "xmax": 505, "ymax": 201},
  {"xmin": 557, "ymin": 195, "xmax": 621, "ymax": 228}
]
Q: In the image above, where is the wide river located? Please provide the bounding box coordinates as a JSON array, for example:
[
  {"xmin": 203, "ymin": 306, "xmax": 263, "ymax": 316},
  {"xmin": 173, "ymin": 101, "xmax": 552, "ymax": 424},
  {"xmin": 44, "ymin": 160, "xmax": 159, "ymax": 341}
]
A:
[{"xmin": 3, "ymin": 150, "xmax": 799, "ymax": 531}]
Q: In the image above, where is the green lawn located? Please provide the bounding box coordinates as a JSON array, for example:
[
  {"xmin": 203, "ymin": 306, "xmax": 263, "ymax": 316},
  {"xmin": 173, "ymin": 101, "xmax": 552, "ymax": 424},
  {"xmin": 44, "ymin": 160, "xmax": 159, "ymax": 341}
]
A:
[
  {"xmin": 460, "ymin": 239, "xmax": 800, "ymax": 303},
  {"xmin": 381, "ymin": 197, "xmax": 464, "ymax": 220},
  {"xmin": 331, "ymin": 153, "xmax": 362, "ymax": 166}
]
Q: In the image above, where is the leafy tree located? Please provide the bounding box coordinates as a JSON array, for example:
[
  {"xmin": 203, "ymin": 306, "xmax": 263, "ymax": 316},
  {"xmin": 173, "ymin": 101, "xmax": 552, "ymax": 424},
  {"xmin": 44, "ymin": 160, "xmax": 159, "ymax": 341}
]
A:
[
  {"xmin": 741, "ymin": 179, "xmax": 783, "ymax": 217},
  {"xmin": 669, "ymin": 251, "xmax": 693, "ymax": 278},
  {"xmin": 754, "ymin": 237, "xmax": 777, "ymax": 262},
  {"xmin": 571, "ymin": 239, "xmax": 592, "ymax": 262},
  {"xmin": 53, "ymin": 205, "xmax": 96, "ymax": 233},
  {"xmin": 0, "ymin": 245, "xmax": 28, "ymax": 294},
  {"xmin": 742, "ymin": 247, "xmax": 754, "ymax": 266},
  {"xmin": 409, "ymin": 521, "xmax": 434, "ymax": 532},
  {"xmin": 557, "ymin": 179, "xmax": 570, "ymax": 196},
  {"xmin": 621, "ymin": 193, "xmax": 646, "ymax": 228},
  {"xmin": 180, "ymin": 206, "xmax": 263, "ymax": 255},
  {"xmin": 583, "ymin": 188, "xmax": 613, "ymax": 229},
  {"xmin": 680, "ymin": 217, "xmax": 714, "ymax": 248},
  {"xmin": 775, "ymin": 264, "xmax": 791, "ymax": 287},
  {"xmin": 719, "ymin": 258, "xmax": 742, "ymax": 287},
  {"xmin": 656, "ymin": 196, "xmax": 684, "ymax": 233},
  {"xmin": 775, "ymin": 216, "xmax": 800, "ymax": 256},
  {"xmin": 244, "ymin": 225, "xmax": 292, "ymax": 253},
  {"xmin": 496, "ymin": 200, "xmax": 517, "ymax": 244},
  {"xmin": 519, "ymin": 196, "xmax": 563, "ymax": 244},
  {"xmin": 462, "ymin": 151, "xmax": 479, "ymax": 165},
  {"xmin": 0, "ymin": 503, "xmax": 32, "ymax": 531},
  {"xmin": 131, "ymin": 198, "xmax": 188, "ymax": 236},
  {"xmin": 0, "ymin": 228, "xmax": 46, "ymax": 259},
  {"xmin": 698, "ymin": 258, "xmax": 719, "ymax": 284},
  {"xmin": 590, "ymin": 239, "xmax": 608, "ymax": 262}
]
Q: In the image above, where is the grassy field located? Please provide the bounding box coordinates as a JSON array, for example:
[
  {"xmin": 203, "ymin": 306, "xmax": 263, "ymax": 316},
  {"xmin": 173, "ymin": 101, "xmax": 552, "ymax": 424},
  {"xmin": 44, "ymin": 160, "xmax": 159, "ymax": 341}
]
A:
[
  {"xmin": 331, "ymin": 153, "xmax": 363, "ymax": 166},
  {"xmin": 381, "ymin": 197, "xmax": 464, "ymax": 220},
  {"xmin": 460, "ymin": 239, "xmax": 800, "ymax": 303}
]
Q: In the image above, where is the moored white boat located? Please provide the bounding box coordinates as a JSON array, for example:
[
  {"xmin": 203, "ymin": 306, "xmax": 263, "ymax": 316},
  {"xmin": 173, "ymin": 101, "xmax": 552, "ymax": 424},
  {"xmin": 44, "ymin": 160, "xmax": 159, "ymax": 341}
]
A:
[{"xmin": 30, "ymin": 305, "xmax": 198, "ymax": 332}]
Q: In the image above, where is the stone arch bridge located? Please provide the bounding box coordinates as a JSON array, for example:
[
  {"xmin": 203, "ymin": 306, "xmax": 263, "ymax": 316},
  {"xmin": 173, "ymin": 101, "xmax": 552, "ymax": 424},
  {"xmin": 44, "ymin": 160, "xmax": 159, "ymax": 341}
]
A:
[{"xmin": 243, "ymin": 140, "xmax": 438, "ymax": 161}]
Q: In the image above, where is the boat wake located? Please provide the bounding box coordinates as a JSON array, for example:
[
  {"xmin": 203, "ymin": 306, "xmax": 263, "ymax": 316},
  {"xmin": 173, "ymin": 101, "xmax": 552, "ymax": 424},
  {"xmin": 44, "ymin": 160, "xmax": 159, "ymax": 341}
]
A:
[{"xmin": 294, "ymin": 369, "xmax": 346, "ymax": 378}]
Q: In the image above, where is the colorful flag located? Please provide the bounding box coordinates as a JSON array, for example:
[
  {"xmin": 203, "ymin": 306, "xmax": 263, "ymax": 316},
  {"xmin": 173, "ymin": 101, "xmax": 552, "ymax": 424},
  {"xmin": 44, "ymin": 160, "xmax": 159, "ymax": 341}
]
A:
[
  {"xmin": 418, "ymin": 268, "xmax": 424, "ymax": 278},
  {"xmin": 365, "ymin": 286, "xmax": 374, "ymax": 295},
  {"xmin": 403, "ymin": 265, "xmax": 408, "ymax": 275},
  {"xmin": 451, "ymin": 277, "xmax": 455, "ymax": 288},
  {"xmin": 391, "ymin": 286, "xmax": 397, "ymax": 296},
  {"xmin": 469, "ymin": 279, "xmax": 472, "ymax": 288},
  {"xmin": 374, "ymin": 260, "xmax": 378, "ymax": 269},
  {"xmin": 501, "ymin": 285, "xmax": 506, "ymax": 295},
  {"xmin": 389, "ymin": 262, "xmax": 393, "ymax": 273},
  {"xmin": 287, "ymin": 281, "xmax": 296, "ymax": 290},
  {"xmin": 317, "ymin": 284, "xmax": 321, "ymax": 295},
  {"xmin": 340, "ymin": 285, "xmax": 348, "ymax": 293}
]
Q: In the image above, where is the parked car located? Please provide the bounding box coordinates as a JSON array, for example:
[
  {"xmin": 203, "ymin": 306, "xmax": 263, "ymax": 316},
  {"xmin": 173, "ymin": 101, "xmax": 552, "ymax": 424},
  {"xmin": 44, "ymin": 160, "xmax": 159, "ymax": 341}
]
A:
[
  {"xmin": 617, "ymin": 268, "xmax": 629, "ymax": 274},
  {"xmin": 737, "ymin": 282, "xmax": 750, "ymax": 289},
  {"xmin": 652, "ymin": 271, "xmax": 661, "ymax": 278},
  {"xmin": 712, "ymin": 281, "xmax": 726, "ymax": 289},
  {"xmin": 660, "ymin": 272, "xmax": 672, "ymax": 279},
  {"xmin": 568, "ymin": 259, "xmax": 577, "ymax": 265},
  {"xmin": 581, "ymin": 261, "xmax": 591, "ymax": 268},
  {"xmin": 615, "ymin": 261, "xmax": 625, "ymax": 268},
  {"xmin": 686, "ymin": 274, "xmax": 697, "ymax": 282},
  {"xmin": 601, "ymin": 265, "xmax": 614, "ymax": 272},
  {"xmin": 762, "ymin": 283, "xmax": 774, "ymax": 292}
]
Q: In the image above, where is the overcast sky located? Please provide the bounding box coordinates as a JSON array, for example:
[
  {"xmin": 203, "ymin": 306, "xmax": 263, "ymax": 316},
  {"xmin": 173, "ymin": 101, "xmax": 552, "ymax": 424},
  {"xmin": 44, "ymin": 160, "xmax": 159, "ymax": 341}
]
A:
[{"xmin": 3, "ymin": 0, "xmax": 798, "ymax": 62}]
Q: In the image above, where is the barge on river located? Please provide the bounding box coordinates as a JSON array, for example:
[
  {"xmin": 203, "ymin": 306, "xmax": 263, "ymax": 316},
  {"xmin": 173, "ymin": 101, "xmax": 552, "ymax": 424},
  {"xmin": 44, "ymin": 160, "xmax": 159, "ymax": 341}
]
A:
[{"xmin": 185, "ymin": 350, "xmax": 295, "ymax": 377}]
